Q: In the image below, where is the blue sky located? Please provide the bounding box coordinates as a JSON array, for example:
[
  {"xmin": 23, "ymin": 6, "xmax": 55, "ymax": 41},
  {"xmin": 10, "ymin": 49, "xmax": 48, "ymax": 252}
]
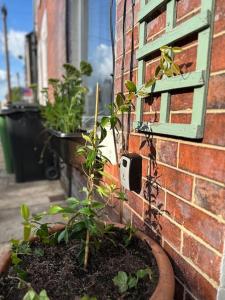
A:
[{"xmin": 0, "ymin": 0, "xmax": 33, "ymax": 101}]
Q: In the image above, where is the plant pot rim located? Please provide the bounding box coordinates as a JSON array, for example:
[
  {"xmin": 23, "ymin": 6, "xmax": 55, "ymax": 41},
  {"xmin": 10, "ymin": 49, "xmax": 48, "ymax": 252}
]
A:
[
  {"xmin": 0, "ymin": 223, "xmax": 174, "ymax": 300},
  {"xmin": 47, "ymin": 128, "xmax": 86, "ymax": 139}
]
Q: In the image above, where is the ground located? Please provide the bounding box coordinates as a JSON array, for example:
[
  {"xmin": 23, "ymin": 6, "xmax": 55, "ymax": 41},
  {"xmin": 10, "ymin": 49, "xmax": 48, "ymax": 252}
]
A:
[{"xmin": 0, "ymin": 143, "xmax": 65, "ymax": 254}]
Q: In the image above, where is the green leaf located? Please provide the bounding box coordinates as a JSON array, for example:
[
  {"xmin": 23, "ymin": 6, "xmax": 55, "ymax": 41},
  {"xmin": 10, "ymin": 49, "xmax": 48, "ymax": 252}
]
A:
[
  {"xmin": 113, "ymin": 271, "xmax": 128, "ymax": 294},
  {"xmin": 48, "ymin": 205, "xmax": 64, "ymax": 215},
  {"xmin": 82, "ymin": 134, "xmax": 92, "ymax": 144},
  {"xmin": 79, "ymin": 207, "xmax": 94, "ymax": 216},
  {"xmin": 172, "ymin": 46, "xmax": 182, "ymax": 53},
  {"xmin": 71, "ymin": 221, "xmax": 86, "ymax": 233},
  {"xmin": 171, "ymin": 63, "xmax": 180, "ymax": 75},
  {"xmin": 136, "ymin": 268, "xmax": 151, "ymax": 279},
  {"xmin": 34, "ymin": 248, "xmax": 45, "ymax": 257},
  {"xmin": 145, "ymin": 78, "xmax": 156, "ymax": 88},
  {"xmin": 80, "ymin": 61, "xmax": 93, "ymax": 76},
  {"xmin": 116, "ymin": 93, "xmax": 125, "ymax": 108},
  {"xmin": 115, "ymin": 191, "xmax": 127, "ymax": 201},
  {"xmin": 160, "ymin": 45, "xmax": 170, "ymax": 52},
  {"xmin": 101, "ymin": 116, "xmax": 110, "ymax": 128},
  {"xmin": 57, "ymin": 228, "xmax": 69, "ymax": 244},
  {"xmin": 11, "ymin": 253, "xmax": 22, "ymax": 266},
  {"xmin": 39, "ymin": 290, "xmax": 50, "ymax": 300},
  {"xmin": 66, "ymin": 197, "xmax": 80, "ymax": 207},
  {"xmin": 125, "ymin": 80, "xmax": 137, "ymax": 93},
  {"xmin": 128, "ymin": 276, "xmax": 138, "ymax": 289},
  {"xmin": 24, "ymin": 224, "xmax": 31, "ymax": 241},
  {"xmin": 20, "ymin": 204, "xmax": 30, "ymax": 221},
  {"xmin": 81, "ymin": 296, "xmax": 97, "ymax": 300},
  {"xmin": 23, "ymin": 289, "xmax": 36, "ymax": 300},
  {"xmin": 92, "ymin": 201, "xmax": 105, "ymax": 210}
]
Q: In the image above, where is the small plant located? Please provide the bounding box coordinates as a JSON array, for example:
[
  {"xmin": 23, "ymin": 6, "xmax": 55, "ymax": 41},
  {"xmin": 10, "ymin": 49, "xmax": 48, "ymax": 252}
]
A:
[
  {"xmin": 41, "ymin": 61, "xmax": 92, "ymax": 134},
  {"xmin": 113, "ymin": 268, "xmax": 152, "ymax": 294},
  {"xmin": 23, "ymin": 288, "xmax": 49, "ymax": 300}
]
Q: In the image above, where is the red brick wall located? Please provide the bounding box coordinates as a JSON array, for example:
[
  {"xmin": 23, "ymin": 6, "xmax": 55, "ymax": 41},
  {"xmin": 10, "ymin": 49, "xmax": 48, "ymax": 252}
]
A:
[
  {"xmin": 109, "ymin": 0, "xmax": 225, "ymax": 299},
  {"xmin": 36, "ymin": 0, "xmax": 67, "ymax": 83}
]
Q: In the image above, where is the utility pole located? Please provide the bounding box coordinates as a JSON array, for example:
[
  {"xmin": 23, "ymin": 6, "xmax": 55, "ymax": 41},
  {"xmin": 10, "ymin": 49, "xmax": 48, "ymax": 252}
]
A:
[
  {"xmin": 1, "ymin": 5, "xmax": 11, "ymax": 104},
  {"xmin": 16, "ymin": 72, "xmax": 20, "ymax": 87}
]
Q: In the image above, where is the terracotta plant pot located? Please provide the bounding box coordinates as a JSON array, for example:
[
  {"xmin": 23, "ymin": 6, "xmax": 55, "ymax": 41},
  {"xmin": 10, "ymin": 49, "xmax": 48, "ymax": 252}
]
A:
[{"xmin": 0, "ymin": 223, "xmax": 174, "ymax": 300}]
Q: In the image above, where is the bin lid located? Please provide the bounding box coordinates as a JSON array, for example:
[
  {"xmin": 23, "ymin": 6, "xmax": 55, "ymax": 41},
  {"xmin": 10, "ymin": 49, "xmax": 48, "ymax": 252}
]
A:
[{"xmin": 0, "ymin": 102, "xmax": 39, "ymax": 115}]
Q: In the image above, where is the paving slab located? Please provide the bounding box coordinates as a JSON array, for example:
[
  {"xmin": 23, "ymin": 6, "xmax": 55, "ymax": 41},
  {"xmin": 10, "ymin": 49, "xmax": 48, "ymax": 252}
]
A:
[{"xmin": 0, "ymin": 143, "xmax": 65, "ymax": 255}]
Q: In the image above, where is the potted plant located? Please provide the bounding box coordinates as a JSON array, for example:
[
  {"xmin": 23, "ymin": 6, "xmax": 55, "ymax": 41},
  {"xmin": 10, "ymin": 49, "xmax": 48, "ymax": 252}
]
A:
[
  {"xmin": 41, "ymin": 61, "xmax": 92, "ymax": 166},
  {"xmin": 0, "ymin": 46, "xmax": 181, "ymax": 299}
]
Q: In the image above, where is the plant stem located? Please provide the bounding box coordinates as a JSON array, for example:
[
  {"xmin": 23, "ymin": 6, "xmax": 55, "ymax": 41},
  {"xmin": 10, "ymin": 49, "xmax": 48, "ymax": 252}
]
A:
[{"xmin": 84, "ymin": 82, "xmax": 99, "ymax": 270}]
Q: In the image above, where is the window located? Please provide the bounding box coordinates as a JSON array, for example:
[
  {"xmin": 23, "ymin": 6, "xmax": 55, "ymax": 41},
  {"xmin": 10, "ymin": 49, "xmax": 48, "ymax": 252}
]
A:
[{"xmin": 68, "ymin": 0, "xmax": 116, "ymax": 129}]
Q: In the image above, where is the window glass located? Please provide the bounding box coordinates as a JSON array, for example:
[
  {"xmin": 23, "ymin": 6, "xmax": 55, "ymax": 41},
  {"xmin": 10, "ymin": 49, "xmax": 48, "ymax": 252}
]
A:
[{"xmin": 84, "ymin": 0, "xmax": 115, "ymax": 128}]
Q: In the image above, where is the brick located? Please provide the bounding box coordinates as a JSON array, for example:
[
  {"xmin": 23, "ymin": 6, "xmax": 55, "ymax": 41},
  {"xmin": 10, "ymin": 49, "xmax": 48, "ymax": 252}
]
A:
[
  {"xmin": 214, "ymin": 0, "xmax": 225, "ymax": 34},
  {"xmin": 174, "ymin": 45, "xmax": 197, "ymax": 74},
  {"xmin": 123, "ymin": 112, "xmax": 135, "ymax": 134},
  {"xmin": 116, "ymin": 37, "xmax": 123, "ymax": 58},
  {"xmin": 132, "ymin": 213, "xmax": 145, "ymax": 231},
  {"xmin": 143, "ymin": 94, "xmax": 161, "ymax": 113},
  {"xmin": 127, "ymin": 190, "xmax": 144, "ymax": 217},
  {"xmin": 170, "ymin": 113, "xmax": 192, "ymax": 124},
  {"xmin": 116, "ymin": 18, "xmax": 123, "ymax": 41},
  {"xmin": 124, "ymin": 50, "xmax": 138, "ymax": 73},
  {"xmin": 160, "ymin": 216, "xmax": 181, "ymax": 250},
  {"xmin": 145, "ymin": 60, "xmax": 161, "ymax": 81},
  {"xmin": 142, "ymin": 112, "xmax": 160, "ymax": 123},
  {"xmin": 194, "ymin": 178, "xmax": 225, "ymax": 219},
  {"xmin": 211, "ymin": 34, "xmax": 225, "ymax": 73},
  {"xmin": 123, "ymin": 203, "xmax": 132, "ymax": 223},
  {"xmin": 128, "ymin": 134, "xmax": 140, "ymax": 152},
  {"xmin": 114, "ymin": 76, "xmax": 122, "ymax": 94},
  {"xmin": 104, "ymin": 164, "xmax": 119, "ymax": 181},
  {"xmin": 161, "ymin": 165, "xmax": 193, "ymax": 201},
  {"xmin": 156, "ymin": 140, "xmax": 178, "ymax": 167},
  {"xmin": 147, "ymin": 10, "xmax": 166, "ymax": 40},
  {"xmin": 207, "ymin": 74, "xmax": 225, "ymax": 109},
  {"xmin": 170, "ymin": 89, "xmax": 193, "ymax": 111},
  {"xmin": 176, "ymin": 0, "xmax": 201, "ymax": 20},
  {"xmin": 166, "ymin": 193, "xmax": 225, "ymax": 252},
  {"xmin": 125, "ymin": 24, "xmax": 139, "ymax": 52},
  {"xmin": 109, "ymin": 195, "xmax": 121, "ymax": 214},
  {"xmin": 203, "ymin": 113, "xmax": 225, "ymax": 147},
  {"xmin": 164, "ymin": 241, "xmax": 217, "ymax": 300},
  {"xmin": 179, "ymin": 144, "xmax": 225, "ymax": 183},
  {"xmin": 182, "ymin": 233, "xmax": 221, "ymax": 283}
]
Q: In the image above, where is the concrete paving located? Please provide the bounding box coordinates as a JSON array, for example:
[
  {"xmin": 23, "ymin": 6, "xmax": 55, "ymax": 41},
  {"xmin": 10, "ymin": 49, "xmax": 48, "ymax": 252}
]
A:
[{"xmin": 0, "ymin": 143, "xmax": 65, "ymax": 254}]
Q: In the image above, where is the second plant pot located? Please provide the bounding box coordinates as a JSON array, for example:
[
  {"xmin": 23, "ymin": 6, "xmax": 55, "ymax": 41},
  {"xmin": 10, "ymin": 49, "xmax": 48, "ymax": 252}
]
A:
[{"xmin": 48, "ymin": 128, "xmax": 85, "ymax": 168}]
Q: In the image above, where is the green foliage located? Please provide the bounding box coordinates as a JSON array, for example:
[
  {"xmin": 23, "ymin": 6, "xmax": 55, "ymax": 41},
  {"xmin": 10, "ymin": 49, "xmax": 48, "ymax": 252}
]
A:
[
  {"xmin": 123, "ymin": 224, "xmax": 137, "ymax": 247},
  {"xmin": 11, "ymin": 87, "xmax": 22, "ymax": 103},
  {"xmin": 113, "ymin": 268, "xmax": 152, "ymax": 294},
  {"xmin": 23, "ymin": 288, "xmax": 49, "ymax": 300},
  {"xmin": 41, "ymin": 61, "xmax": 92, "ymax": 134},
  {"xmin": 81, "ymin": 296, "xmax": 97, "ymax": 300}
]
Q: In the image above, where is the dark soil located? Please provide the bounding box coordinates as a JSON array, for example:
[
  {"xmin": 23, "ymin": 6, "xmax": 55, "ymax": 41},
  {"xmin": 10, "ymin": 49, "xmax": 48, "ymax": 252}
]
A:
[{"xmin": 0, "ymin": 229, "xmax": 159, "ymax": 300}]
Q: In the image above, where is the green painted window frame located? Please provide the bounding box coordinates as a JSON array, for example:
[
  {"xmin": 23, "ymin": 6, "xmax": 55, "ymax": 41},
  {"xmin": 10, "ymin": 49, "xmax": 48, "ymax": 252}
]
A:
[{"xmin": 134, "ymin": 0, "xmax": 215, "ymax": 139}]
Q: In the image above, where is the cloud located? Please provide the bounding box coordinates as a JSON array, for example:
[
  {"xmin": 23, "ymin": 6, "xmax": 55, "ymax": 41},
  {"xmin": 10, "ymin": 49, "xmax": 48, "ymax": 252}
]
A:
[
  {"xmin": 0, "ymin": 29, "xmax": 27, "ymax": 59},
  {"xmin": 94, "ymin": 44, "xmax": 112, "ymax": 80},
  {"xmin": 0, "ymin": 69, "xmax": 6, "ymax": 81}
]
